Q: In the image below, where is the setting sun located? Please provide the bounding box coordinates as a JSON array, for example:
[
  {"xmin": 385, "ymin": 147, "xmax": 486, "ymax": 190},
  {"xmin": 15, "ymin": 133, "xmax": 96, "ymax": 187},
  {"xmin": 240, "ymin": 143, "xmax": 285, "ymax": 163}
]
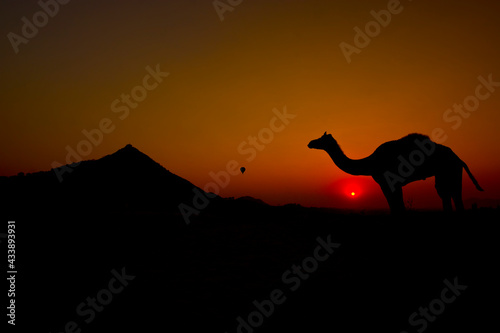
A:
[{"xmin": 351, "ymin": 192, "xmax": 356, "ymax": 197}]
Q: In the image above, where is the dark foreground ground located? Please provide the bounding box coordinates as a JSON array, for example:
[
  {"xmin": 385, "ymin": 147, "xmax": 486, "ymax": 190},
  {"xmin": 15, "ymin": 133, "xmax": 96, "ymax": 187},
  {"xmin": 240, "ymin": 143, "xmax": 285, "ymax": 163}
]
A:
[{"xmin": 6, "ymin": 203, "xmax": 499, "ymax": 332}]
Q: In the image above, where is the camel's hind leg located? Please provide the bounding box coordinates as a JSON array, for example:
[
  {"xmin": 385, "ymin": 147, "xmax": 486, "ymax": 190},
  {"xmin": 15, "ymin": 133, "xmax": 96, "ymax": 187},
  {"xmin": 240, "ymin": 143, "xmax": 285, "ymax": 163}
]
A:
[
  {"xmin": 451, "ymin": 168, "xmax": 464, "ymax": 211},
  {"xmin": 435, "ymin": 174, "xmax": 453, "ymax": 212},
  {"xmin": 452, "ymin": 193, "xmax": 464, "ymax": 211}
]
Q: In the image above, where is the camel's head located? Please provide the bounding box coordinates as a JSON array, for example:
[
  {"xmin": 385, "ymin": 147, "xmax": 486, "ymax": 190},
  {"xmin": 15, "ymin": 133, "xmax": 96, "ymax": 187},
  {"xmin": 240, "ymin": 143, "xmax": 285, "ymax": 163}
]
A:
[{"xmin": 308, "ymin": 132, "xmax": 334, "ymax": 150}]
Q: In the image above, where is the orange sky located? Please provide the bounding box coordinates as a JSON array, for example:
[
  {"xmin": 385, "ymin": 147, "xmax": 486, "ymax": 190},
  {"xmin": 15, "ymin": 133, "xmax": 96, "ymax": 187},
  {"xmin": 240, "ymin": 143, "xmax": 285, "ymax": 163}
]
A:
[{"xmin": 1, "ymin": 0, "xmax": 499, "ymax": 210}]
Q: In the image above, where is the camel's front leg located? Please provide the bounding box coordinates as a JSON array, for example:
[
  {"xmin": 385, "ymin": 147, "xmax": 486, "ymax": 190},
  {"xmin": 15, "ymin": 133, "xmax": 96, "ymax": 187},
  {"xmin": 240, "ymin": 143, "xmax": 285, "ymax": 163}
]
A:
[{"xmin": 378, "ymin": 180, "xmax": 405, "ymax": 214}]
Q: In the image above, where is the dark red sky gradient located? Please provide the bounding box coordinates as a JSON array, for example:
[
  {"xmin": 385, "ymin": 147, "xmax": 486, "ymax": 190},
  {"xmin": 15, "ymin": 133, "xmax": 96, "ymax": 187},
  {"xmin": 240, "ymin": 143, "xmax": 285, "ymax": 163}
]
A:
[{"xmin": 1, "ymin": 0, "xmax": 499, "ymax": 210}]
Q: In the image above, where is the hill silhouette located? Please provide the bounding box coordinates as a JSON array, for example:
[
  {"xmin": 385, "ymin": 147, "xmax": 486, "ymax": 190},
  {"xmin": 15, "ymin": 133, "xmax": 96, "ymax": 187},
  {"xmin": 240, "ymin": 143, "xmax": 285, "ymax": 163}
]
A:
[{"xmin": 1, "ymin": 144, "xmax": 208, "ymax": 214}]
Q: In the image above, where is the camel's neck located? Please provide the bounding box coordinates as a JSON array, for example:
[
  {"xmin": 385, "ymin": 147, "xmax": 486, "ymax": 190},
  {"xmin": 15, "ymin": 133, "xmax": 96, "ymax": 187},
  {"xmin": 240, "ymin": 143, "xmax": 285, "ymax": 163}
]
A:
[{"xmin": 324, "ymin": 141, "xmax": 372, "ymax": 176}]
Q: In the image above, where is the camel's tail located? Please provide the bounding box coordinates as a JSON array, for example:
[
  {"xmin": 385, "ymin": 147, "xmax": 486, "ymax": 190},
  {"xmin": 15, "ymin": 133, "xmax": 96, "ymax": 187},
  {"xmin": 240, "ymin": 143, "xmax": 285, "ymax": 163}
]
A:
[{"xmin": 462, "ymin": 161, "xmax": 484, "ymax": 191}]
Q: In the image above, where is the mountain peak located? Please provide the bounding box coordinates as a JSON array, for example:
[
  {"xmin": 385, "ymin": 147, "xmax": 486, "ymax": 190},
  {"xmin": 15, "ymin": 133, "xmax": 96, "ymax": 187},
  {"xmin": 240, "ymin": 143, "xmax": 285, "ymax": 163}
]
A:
[
  {"xmin": 122, "ymin": 143, "xmax": 136, "ymax": 151},
  {"xmin": 112, "ymin": 143, "xmax": 143, "ymax": 156},
  {"xmin": 100, "ymin": 144, "xmax": 159, "ymax": 168},
  {"xmin": 1, "ymin": 143, "xmax": 204, "ymax": 213}
]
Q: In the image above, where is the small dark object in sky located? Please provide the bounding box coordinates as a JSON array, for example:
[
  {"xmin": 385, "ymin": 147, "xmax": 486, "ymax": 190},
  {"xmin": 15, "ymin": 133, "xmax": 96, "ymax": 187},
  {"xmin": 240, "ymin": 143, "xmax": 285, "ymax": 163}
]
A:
[{"xmin": 240, "ymin": 167, "xmax": 246, "ymax": 174}]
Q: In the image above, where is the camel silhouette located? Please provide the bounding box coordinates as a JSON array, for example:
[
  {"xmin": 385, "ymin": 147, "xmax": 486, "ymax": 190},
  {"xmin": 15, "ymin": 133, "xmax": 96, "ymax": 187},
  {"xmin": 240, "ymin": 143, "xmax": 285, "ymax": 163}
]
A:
[{"xmin": 308, "ymin": 132, "xmax": 483, "ymax": 213}]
